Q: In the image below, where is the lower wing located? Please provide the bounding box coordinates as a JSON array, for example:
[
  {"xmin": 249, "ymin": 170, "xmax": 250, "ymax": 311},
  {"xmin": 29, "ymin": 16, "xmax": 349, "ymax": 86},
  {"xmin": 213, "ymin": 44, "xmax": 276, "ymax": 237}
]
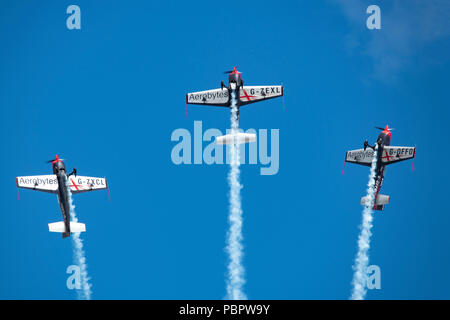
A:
[
  {"xmin": 344, "ymin": 148, "xmax": 375, "ymax": 166},
  {"xmin": 381, "ymin": 146, "xmax": 416, "ymax": 165},
  {"xmin": 67, "ymin": 176, "xmax": 108, "ymax": 194},
  {"xmin": 186, "ymin": 88, "xmax": 230, "ymax": 107},
  {"xmin": 239, "ymin": 86, "xmax": 283, "ymax": 106},
  {"xmin": 16, "ymin": 175, "xmax": 59, "ymax": 193}
]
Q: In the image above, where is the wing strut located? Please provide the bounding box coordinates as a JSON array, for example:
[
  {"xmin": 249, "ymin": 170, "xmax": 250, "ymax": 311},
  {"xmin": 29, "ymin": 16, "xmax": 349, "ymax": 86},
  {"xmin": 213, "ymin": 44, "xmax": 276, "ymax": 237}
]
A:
[
  {"xmin": 107, "ymin": 180, "xmax": 111, "ymax": 201},
  {"xmin": 341, "ymin": 157, "xmax": 346, "ymax": 175}
]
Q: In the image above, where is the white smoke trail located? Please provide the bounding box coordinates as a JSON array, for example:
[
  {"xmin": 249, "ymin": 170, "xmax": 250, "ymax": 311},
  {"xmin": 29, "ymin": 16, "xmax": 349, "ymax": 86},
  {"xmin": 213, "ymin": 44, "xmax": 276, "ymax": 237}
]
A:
[
  {"xmin": 350, "ymin": 146, "xmax": 378, "ymax": 300},
  {"xmin": 65, "ymin": 177, "xmax": 92, "ymax": 300},
  {"xmin": 225, "ymin": 91, "xmax": 247, "ymax": 300}
]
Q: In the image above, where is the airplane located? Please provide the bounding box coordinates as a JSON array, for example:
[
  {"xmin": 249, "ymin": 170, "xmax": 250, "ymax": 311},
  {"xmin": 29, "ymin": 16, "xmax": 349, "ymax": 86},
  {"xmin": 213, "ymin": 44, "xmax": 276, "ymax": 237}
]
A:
[
  {"xmin": 16, "ymin": 155, "xmax": 109, "ymax": 238},
  {"xmin": 186, "ymin": 67, "xmax": 284, "ymax": 144},
  {"xmin": 344, "ymin": 125, "xmax": 416, "ymax": 211}
]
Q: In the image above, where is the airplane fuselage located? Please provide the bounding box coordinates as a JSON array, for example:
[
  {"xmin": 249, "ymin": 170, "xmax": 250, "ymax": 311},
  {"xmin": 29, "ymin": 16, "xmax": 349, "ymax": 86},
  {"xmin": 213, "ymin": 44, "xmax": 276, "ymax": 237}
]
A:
[
  {"xmin": 53, "ymin": 160, "xmax": 71, "ymax": 237},
  {"xmin": 225, "ymin": 72, "xmax": 244, "ymax": 120},
  {"xmin": 372, "ymin": 131, "xmax": 391, "ymax": 210}
]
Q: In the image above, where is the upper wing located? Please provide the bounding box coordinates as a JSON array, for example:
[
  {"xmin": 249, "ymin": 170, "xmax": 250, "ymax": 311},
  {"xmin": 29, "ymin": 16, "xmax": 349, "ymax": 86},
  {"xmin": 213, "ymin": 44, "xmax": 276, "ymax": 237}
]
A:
[
  {"xmin": 381, "ymin": 146, "xmax": 416, "ymax": 165},
  {"xmin": 344, "ymin": 148, "xmax": 375, "ymax": 167},
  {"xmin": 186, "ymin": 88, "xmax": 230, "ymax": 106},
  {"xmin": 67, "ymin": 176, "xmax": 108, "ymax": 194},
  {"xmin": 239, "ymin": 86, "xmax": 283, "ymax": 106},
  {"xmin": 16, "ymin": 175, "xmax": 59, "ymax": 193}
]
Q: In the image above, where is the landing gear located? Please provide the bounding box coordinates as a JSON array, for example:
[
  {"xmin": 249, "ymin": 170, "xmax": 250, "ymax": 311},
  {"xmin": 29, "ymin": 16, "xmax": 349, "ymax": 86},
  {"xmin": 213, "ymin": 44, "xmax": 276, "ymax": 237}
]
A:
[
  {"xmin": 364, "ymin": 140, "xmax": 375, "ymax": 150},
  {"xmin": 68, "ymin": 168, "xmax": 77, "ymax": 177}
]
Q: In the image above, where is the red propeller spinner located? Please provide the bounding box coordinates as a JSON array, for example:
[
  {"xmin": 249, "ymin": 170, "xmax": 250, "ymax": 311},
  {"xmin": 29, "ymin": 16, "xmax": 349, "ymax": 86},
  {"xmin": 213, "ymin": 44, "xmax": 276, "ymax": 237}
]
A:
[
  {"xmin": 376, "ymin": 125, "xmax": 393, "ymax": 138},
  {"xmin": 46, "ymin": 155, "xmax": 63, "ymax": 164},
  {"xmin": 224, "ymin": 67, "xmax": 241, "ymax": 75}
]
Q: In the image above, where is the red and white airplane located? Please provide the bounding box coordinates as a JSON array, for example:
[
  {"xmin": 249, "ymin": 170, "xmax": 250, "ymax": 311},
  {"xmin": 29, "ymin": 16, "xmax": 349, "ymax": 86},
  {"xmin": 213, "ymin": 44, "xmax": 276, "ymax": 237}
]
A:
[
  {"xmin": 16, "ymin": 155, "xmax": 108, "ymax": 238},
  {"xmin": 344, "ymin": 125, "xmax": 416, "ymax": 211},
  {"xmin": 186, "ymin": 67, "xmax": 283, "ymax": 121},
  {"xmin": 186, "ymin": 67, "xmax": 284, "ymax": 144}
]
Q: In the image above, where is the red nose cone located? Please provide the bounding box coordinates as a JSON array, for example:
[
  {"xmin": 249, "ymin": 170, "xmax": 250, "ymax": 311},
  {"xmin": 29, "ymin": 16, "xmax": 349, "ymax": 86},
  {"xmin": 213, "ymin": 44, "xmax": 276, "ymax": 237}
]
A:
[
  {"xmin": 384, "ymin": 125, "xmax": 391, "ymax": 138},
  {"xmin": 231, "ymin": 67, "xmax": 241, "ymax": 75},
  {"xmin": 52, "ymin": 155, "xmax": 60, "ymax": 164}
]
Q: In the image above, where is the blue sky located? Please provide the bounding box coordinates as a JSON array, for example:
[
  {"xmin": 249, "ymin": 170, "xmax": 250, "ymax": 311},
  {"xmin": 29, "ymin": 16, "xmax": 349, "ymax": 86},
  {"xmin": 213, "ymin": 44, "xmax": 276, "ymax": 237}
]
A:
[{"xmin": 1, "ymin": 0, "xmax": 449, "ymax": 299}]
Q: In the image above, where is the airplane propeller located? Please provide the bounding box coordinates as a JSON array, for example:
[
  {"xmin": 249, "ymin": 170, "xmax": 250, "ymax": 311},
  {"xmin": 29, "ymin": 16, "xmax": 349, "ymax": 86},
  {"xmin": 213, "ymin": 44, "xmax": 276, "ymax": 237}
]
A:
[
  {"xmin": 46, "ymin": 156, "xmax": 64, "ymax": 163},
  {"xmin": 375, "ymin": 126, "xmax": 395, "ymax": 131},
  {"xmin": 223, "ymin": 69, "xmax": 241, "ymax": 74}
]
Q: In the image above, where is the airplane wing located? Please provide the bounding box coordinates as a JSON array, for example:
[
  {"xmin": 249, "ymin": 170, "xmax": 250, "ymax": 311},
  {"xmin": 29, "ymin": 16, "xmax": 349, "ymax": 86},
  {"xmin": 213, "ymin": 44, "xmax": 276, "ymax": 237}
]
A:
[
  {"xmin": 16, "ymin": 175, "xmax": 59, "ymax": 193},
  {"xmin": 344, "ymin": 148, "xmax": 376, "ymax": 167},
  {"xmin": 381, "ymin": 146, "xmax": 416, "ymax": 165},
  {"xmin": 186, "ymin": 88, "xmax": 230, "ymax": 106},
  {"xmin": 239, "ymin": 86, "xmax": 283, "ymax": 106},
  {"xmin": 67, "ymin": 176, "xmax": 108, "ymax": 194}
]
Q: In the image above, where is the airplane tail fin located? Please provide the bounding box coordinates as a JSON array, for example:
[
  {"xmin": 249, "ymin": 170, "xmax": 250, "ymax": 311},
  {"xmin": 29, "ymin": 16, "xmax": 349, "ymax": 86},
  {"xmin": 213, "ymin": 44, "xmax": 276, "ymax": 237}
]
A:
[
  {"xmin": 361, "ymin": 194, "xmax": 390, "ymax": 211},
  {"xmin": 216, "ymin": 133, "xmax": 256, "ymax": 145},
  {"xmin": 48, "ymin": 221, "xmax": 86, "ymax": 235}
]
